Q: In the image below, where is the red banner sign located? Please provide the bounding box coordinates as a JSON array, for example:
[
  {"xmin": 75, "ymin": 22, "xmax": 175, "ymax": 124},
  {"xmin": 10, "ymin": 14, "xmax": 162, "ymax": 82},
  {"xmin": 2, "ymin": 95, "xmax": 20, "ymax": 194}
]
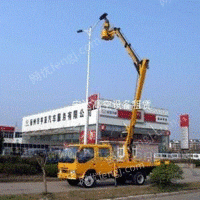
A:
[
  {"xmin": 118, "ymin": 110, "xmax": 141, "ymax": 120},
  {"xmin": 79, "ymin": 130, "xmax": 96, "ymax": 144},
  {"xmin": 100, "ymin": 124, "xmax": 106, "ymax": 131},
  {"xmin": 88, "ymin": 94, "xmax": 98, "ymax": 110},
  {"xmin": 144, "ymin": 114, "xmax": 156, "ymax": 122},
  {"xmin": 180, "ymin": 114, "xmax": 189, "ymax": 127},
  {"xmin": 0, "ymin": 126, "xmax": 15, "ymax": 132}
]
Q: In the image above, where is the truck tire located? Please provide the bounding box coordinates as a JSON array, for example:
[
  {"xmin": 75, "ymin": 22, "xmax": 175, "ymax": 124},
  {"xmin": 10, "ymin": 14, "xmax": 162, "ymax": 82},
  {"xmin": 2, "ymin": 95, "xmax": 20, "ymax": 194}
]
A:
[
  {"xmin": 67, "ymin": 179, "xmax": 79, "ymax": 186},
  {"xmin": 83, "ymin": 174, "xmax": 96, "ymax": 188},
  {"xmin": 133, "ymin": 171, "xmax": 145, "ymax": 185}
]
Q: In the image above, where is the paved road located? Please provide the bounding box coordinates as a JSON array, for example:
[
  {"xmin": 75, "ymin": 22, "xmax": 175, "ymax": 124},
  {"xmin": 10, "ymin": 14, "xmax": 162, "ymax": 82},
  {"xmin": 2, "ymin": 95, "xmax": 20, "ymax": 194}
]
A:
[
  {"xmin": 0, "ymin": 167, "xmax": 199, "ymax": 196},
  {"xmin": 109, "ymin": 190, "xmax": 200, "ymax": 200},
  {"xmin": 0, "ymin": 181, "xmax": 78, "ymax": 195},
  {"xmin": 0, "ymin": 179, "xmax": 148, "ymax": 195},
  {"xmin": 147, "ymin": 191, "xmax": 200, "ymax": 200}
]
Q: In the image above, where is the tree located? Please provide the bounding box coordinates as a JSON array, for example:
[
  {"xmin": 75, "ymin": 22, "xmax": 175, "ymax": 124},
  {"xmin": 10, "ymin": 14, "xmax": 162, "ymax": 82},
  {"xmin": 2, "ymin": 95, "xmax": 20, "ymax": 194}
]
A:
[
  {"xmin": 0, "ymin": 133, "xmax": 4, "ymax": 155},
  {"xmin": 36, "ymin": 152, "xmax": 48, "ymax": 194},
  {"xmin": 150, "ymin": 162, "xmax": 183, "ymax": 186}
]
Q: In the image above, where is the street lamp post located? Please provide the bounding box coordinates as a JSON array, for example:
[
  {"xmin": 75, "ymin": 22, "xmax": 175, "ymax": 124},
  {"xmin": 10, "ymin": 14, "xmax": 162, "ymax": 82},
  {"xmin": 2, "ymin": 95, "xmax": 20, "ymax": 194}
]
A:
[{"xmin": 77, "ymin": 13, "xmax": 107, "ymax": 144}]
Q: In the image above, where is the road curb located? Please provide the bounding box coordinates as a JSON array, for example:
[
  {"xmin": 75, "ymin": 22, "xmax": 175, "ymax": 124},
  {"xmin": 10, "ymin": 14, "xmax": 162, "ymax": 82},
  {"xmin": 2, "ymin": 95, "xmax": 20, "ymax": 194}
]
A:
[{"xmin": 101, "ymin": 189, "xmax": 200, "ymax": 200}]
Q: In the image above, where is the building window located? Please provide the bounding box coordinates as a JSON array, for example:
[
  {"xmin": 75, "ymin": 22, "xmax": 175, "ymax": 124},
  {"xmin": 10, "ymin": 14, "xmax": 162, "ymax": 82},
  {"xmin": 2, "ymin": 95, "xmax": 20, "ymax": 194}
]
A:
[
  {"xmin": 118, "ymin": 147, "xmax": 124, "ymax": 158},
  {"xmin": 15, "ymin": 132, "xmax": 22, "ymax": 138},
  {"xmin": 53, "ymin": 115, "xmax": 56, "ymax": 122},
  {"xmin": 3, "ymin": 132, "xmax": 7, "ymax": 138},
  {"xmin": 88, "ymin": 110, "xmax": 91, "ymax": 117},
  {"xmin": 25, "ymin": 120, "xmax": 29, "ymax": 126},
  {"xmin": 44, "ymin": 116, "xmax": 47, "ymax": 123},
  {"xmin": 73, "ymin": 110, "xmax": 78, "ymax": 119},
  {"xmin": 30, "ymin": 119, "xmax": 33, "ymax": 126},
  {"xmin": 63, "ymin": 113, "xmax": 66, "ymax": 121},
  {"xmin": 57, "ymin": 113, "xmax": 61, "ymax": 122},
  {"xmin": 80, "ymin": 109, "xmax": 84, "ymax": 118},
  {"xmin": 48, "ymin": 115, "xmax": 51, "ymax": 123},
  {"xmin": 3, "ymin": 132, "xmax": 14, "ymax": 138},
  {"xmin": 132, "ymin": 145, "xmax": 137, "ymax": 157},
  {"xmin": 52, "ymin": 135, "xmax": 58, "ymax": 141},
  {"xmin": 41, "ymin": 117, "xmax": 43, "ymax": 124},
  {"xmin": 33, "ymin": 119, "xmax": 36, "ymax": 125},
  {"xmin": 37, "ymin": 118, "xmax": 40, "ymax": 124},
  {"xmin": 68, "ymin": 112, "xmax": 72, "ymax": 120},
  {"xmin": 59, "ymin": 134, "xmax": 64, "ymax": 141}
]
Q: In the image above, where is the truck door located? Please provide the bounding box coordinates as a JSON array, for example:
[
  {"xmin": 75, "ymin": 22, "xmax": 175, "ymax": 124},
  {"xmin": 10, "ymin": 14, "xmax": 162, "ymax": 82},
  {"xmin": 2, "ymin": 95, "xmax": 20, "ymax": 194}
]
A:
[
  {"xmin": 77, "ymin": 147, "xmax": 96, "ymax": 174},
  {"xmin": 95, "ymin": 147, "xmax": 113, "ymax": 177}
]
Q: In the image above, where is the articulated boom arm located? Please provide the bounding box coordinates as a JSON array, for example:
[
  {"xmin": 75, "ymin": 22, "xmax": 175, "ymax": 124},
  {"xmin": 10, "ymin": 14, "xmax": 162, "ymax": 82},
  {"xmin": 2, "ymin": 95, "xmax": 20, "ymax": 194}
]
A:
[
  {"xmin": 101, "ymin": 19, "xmax": 141, "ymax": 74},
  {"xmin": 101, "ymin": 15, "xmax": 149, "ymax": 161},
  {"xmin": 114, "ymin": 28, "xmax": 140, "ymax": 74}
]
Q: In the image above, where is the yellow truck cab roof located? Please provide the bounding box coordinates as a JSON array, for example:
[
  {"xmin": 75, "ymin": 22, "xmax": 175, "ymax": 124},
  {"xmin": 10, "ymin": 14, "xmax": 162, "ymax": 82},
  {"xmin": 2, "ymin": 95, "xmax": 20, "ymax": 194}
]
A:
[{"xmin": 67, "ymin": 143, "xmax": 112, "ymax": 148}]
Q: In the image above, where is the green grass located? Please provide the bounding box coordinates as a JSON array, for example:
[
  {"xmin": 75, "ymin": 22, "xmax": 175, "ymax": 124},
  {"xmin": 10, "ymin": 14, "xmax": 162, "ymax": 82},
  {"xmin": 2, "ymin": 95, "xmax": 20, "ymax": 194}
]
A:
[
  {"xmin": 1, "ymin": 182, "xmax": 200, "ymax": 200},
  {"xmin": 0, "ymin": 193, "xmax": 55, "ymax": 200}
]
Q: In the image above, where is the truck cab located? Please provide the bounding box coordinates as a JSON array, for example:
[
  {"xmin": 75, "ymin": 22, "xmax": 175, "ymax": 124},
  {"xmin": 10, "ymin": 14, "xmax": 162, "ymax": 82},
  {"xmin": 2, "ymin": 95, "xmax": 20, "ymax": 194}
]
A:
[{"xmin": 58, "ymin": 144, "xmax": 114, "ymax": 187}]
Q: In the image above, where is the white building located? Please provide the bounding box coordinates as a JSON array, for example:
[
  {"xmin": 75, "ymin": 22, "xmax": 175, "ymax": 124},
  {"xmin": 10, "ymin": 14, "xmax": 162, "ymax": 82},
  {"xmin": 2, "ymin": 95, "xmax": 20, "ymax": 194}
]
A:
[
  {"xmin": 22, "ymin": 96, "xmax": 170, "ymax": 158},
  {"xmin": 0, "ymin": 126, "xmax": 23, "ymax": 155}
]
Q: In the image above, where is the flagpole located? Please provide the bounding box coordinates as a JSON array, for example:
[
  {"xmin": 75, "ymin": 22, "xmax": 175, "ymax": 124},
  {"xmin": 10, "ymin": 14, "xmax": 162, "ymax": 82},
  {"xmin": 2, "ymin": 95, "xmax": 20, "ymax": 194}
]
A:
[{"xmin": 95, "ymin": 93, "xmax": 100, "ymax": 144}]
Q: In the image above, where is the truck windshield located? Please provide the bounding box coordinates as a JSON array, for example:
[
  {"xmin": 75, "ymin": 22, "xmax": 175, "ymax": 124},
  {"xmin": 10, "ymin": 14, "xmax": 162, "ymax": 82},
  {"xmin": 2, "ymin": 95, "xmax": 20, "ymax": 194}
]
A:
[{"xmin": 59, "ymin": 146, "xmax": 79, "ymax": 163}]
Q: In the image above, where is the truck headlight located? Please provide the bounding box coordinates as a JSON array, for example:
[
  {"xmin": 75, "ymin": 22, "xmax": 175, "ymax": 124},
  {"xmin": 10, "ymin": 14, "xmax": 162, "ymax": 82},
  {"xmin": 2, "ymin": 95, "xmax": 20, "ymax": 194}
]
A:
[{"xmin": 70, "ymin": 170, "xmax": 76, "ymax": 174}]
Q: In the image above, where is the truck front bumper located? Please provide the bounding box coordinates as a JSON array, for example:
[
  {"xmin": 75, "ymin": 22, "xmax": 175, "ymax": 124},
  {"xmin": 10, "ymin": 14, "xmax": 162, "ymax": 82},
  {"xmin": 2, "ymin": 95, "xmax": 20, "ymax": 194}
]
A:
[{"xmin": 58, "ymin": 168, "xmax": 77, "ymax": 180}]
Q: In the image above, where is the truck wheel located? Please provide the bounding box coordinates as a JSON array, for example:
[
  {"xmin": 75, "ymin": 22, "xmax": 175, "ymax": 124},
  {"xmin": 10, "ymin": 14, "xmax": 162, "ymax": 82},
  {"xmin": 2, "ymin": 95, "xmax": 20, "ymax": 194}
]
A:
[
  {"xmin": 133, "ymin": 172, "xmax": 145, "ymax": 185},
  {"xmin": 67, "ymin": 179, "xmax": 79, "ymax": 186},
  {"xmin": 83, "ymin": 174, "xmax": 96, "ymax": 188}
]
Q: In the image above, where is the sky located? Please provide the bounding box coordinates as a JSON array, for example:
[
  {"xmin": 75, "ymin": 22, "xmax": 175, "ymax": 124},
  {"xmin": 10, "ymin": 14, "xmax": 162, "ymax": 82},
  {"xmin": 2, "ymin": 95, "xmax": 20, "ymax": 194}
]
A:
[{"xmin": 0, "ymin": 0, "xmax": 199, "ymax": 140}]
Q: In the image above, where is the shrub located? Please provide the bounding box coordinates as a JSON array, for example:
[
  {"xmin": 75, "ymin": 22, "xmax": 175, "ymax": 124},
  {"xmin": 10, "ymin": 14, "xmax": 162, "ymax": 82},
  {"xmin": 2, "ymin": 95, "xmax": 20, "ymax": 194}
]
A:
[
  {"xmin": 3, "ymin": 163, "xmax": 39, "ymax": 175},
  {"xmin": 0, "ymin": 156, "xmax": 58, "ymax": 176},
  {"xmin": 150, "ymin": 162, "xmax": 183, "ymax": 186},
  {"xmin": 14, "ymin": 164, "xmax": 38, "ymax": 175},
  {"xmin": 0, "ymin": 155, "xmax": 21, "ymax": 164},
  {"xmin": 193, "ymin": 160, "xmax": 200, "ymax": 167},
  {"xmin": 45, "ymin": 164, "xmax": 57, "ymax": 177},
  {"xmin": 0, "ymin": 163, "xmax": 4, "ymax": 173},
  {"xmin": 21, "ymin": 157, "xmax": 42, "ymax": 172}
]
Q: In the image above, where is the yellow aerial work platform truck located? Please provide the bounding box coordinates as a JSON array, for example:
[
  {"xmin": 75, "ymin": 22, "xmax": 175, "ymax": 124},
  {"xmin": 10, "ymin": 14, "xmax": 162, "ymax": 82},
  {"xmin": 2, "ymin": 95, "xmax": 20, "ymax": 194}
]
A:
[{"xmin": 58, "ymin": 13, "xmax": 163, "ymax": 188}]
